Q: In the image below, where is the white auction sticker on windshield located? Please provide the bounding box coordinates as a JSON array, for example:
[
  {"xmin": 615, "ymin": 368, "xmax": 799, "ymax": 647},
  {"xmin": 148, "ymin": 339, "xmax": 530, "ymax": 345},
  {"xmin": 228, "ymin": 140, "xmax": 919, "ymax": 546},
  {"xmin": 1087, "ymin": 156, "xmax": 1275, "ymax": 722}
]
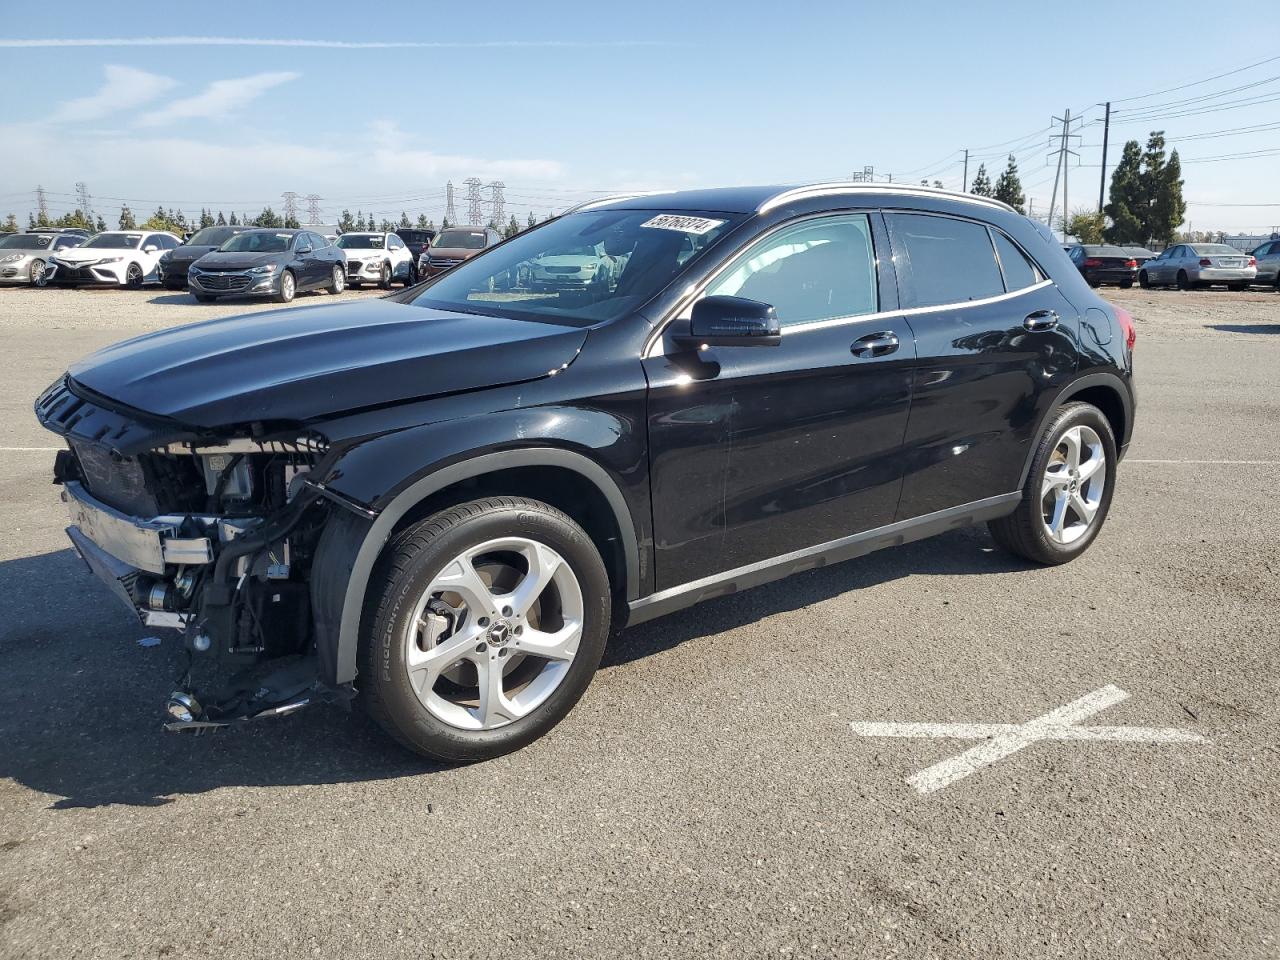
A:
[{"xmin": 639, "ymin": 214, "xmax": 726, "ymax": 235}]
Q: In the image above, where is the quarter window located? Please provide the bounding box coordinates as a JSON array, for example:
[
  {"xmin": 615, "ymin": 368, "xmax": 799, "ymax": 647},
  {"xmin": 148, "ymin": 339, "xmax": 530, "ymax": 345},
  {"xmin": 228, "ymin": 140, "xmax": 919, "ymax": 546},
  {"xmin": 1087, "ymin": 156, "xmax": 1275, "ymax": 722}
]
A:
[
  {"xmin": 703, "ymin": 214, "xmax": 878, "ymax": 327},
  {"xmin": 887, "ymin": 213, "xmax": 1005, "ymax": 308},
  {"xmin": 992, "ymin": 231, "xmax": 1041, "ymax": 291}
]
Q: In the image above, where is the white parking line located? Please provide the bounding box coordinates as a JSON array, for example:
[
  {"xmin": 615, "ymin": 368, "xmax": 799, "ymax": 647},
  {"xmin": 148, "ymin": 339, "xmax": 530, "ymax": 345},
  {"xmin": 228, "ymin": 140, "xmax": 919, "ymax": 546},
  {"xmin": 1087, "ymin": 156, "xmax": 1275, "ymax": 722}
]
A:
[
  {"xmin": 1126, "ymin": 459, "xmax": 1280, "ymax": 465},
  {"xmin": 850, "ymin": 685, "xmax": 1207, "ymax": 795},
  {"xmin": 0, "ymin": 446, "xmax": 60, "ymax": 452}
]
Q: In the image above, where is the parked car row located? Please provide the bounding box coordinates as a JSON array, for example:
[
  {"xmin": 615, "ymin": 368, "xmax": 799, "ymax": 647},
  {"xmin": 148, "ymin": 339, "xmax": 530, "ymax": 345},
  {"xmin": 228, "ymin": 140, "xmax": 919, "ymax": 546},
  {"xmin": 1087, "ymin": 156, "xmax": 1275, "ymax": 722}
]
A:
[{"xmin": 1066, "ymin": 241, "xmax": 1277, "ymax": 292}]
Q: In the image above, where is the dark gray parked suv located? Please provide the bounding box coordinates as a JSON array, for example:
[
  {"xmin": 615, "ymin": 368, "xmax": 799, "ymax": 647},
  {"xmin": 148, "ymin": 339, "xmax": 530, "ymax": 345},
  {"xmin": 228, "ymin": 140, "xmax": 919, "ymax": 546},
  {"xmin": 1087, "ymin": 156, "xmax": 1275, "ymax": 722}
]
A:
[{"xmin": 188, "ymin": 228, "xmax": 347, "ymax": 303}]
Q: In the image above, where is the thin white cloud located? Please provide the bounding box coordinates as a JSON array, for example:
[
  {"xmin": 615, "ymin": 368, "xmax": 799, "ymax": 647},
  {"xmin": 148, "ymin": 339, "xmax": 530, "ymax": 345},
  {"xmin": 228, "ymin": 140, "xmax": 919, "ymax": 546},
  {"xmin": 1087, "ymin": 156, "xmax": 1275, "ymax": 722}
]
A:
[
  {"xmin": 50, "ymin": 64, "xmax": 176, "ymax": 122},
  {"xmin": 137, "ymin": 71, "xmax": 299, "ymax": 126},
  {"xmin": 0, "ymin": 36, "xmax": 677, "ymax": 49}
]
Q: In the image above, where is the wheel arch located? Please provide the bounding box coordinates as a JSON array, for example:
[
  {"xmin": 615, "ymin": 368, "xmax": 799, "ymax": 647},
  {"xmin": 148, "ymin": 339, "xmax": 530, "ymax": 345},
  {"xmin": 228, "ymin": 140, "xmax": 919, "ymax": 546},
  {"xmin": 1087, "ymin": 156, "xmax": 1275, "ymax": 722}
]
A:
[
  {"xmin": 1017, "ymin": 372, "xmax": 1133, "ymax": 488},
  {"xmin": 313, "ymin": 447, "xmax": 640, "ymax": 686}
]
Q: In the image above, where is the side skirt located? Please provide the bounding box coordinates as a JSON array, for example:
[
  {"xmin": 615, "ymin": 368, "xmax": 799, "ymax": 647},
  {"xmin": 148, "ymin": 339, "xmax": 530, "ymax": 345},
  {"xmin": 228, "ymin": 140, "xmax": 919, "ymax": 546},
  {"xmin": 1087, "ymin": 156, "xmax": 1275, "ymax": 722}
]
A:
[{"xmin": 626, "ymin": 492, "xmax": 1021, "ymax": 626}]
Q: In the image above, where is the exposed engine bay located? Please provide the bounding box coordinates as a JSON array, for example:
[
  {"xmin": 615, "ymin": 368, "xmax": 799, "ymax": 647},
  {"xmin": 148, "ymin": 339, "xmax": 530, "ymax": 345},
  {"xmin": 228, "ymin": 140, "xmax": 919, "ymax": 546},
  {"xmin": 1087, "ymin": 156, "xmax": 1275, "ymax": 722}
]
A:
[{"xmin": 37, "ymin": 376, "xmax": 358, "ymax": 729}]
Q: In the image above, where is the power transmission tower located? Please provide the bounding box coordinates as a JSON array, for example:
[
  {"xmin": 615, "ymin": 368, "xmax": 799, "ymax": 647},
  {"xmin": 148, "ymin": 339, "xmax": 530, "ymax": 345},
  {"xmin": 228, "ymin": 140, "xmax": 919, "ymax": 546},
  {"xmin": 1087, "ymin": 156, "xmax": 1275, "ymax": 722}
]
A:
[
  {"xmin": 487, "ymin": 181, "xmax": 505, "ymax": 225},
  {"xmin": 444, "ymin": 180, "xmax": 457, "ymax": 224},
  {"xmin": 281, "ymin": 191, "xmax": 299, "ymax": 223},
  {"xmin": 35, "ymin": 185, "xmax": 48, "ymax": 223},
  {"xmin": 464, "ymin": 177, "xmax": 483, "ymax": 225},
  {"xmin": 849, "ymin": 165, "xmax": 875, "ymax": 183},
  {"xmin": 305, "ymin": 194, "xmax": 322, "ymax": 224},
  {"xmin": 1047, "ymin": 109, "xmax": 1081, "ymax": 241},
  {"xmin": 1097, "ymin": 101, "xmax": 1111, "ymax": 213},
  {"xmin": 75, "ymin": 182, "xmax": 93, "ymax": 223}
]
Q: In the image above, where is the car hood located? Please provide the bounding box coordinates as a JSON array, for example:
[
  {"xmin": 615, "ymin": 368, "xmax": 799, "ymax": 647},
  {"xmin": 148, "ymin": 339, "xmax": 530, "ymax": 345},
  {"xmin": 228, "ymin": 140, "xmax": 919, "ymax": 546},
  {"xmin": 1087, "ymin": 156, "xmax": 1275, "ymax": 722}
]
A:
[
  {"xmin": 54, "ymin": 247, "xmax": 134, "ymax": 262},
  {"xmin": 167, "ymin": 244, "xmax": 222, "ymax": 263},
  {"xmin": 193, "ymin": 250, "xmax": 288, "ymax": 270},
  {"xmin": 426, "ymin": 246, "xmax": 481, "ymax": 260},
  {"xmin": 67, "ymin": 299, "xmax": 587, "ymax": 428}
]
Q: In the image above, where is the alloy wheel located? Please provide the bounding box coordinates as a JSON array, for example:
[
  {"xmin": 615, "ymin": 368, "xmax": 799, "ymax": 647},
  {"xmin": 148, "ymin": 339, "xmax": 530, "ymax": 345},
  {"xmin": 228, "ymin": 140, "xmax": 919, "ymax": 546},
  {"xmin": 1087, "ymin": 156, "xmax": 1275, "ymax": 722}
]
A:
[
  {"xmin": 31, "ymin": 260, "xmax": 47, "ymax": 287},
  {"xmin": 332, "ymin": 265, "xmax": 345, "ymax": 293},
  {"xmin": 403, "ymin": 536, "xmax": 584, "ymax": 731},
  {"xmin": 1041, "ymin": 425, "xmax": 1106, "ymax": 545}
]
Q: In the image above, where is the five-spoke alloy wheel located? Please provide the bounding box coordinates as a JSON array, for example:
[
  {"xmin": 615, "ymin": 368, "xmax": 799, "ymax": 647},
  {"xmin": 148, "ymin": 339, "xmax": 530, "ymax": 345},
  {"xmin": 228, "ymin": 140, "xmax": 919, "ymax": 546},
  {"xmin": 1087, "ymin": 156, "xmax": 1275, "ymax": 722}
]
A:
[{"xmin": 361, "ymin": 497, "xmax": 610, "ymax": 761}]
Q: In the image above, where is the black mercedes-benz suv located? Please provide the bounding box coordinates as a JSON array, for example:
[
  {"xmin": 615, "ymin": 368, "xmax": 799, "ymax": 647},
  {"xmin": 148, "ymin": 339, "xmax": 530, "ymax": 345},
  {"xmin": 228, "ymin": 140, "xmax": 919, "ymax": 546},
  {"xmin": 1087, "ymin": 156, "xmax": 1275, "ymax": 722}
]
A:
[{"xmin": 36, "ymin": 184, "xmax": 1136, "ymax": 761}]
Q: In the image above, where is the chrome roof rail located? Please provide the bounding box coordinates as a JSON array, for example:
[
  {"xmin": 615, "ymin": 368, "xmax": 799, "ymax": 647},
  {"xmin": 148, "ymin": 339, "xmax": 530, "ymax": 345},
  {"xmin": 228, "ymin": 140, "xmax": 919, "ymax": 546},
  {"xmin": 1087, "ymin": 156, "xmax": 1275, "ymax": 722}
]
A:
[{"xmin": 758, "ymin": 182, "xmax": 1017, "ymax": 216}]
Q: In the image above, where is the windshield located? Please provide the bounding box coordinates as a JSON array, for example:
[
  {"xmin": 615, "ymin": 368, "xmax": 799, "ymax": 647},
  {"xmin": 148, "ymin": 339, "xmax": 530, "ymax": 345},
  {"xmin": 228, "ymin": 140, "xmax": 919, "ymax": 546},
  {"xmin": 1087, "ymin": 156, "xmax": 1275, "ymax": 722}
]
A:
[
  {"xmin": 188, "ymin": 227, "xmax": 238, "ymax": 246},
  {"xmin": 336, "ymin": 234, "xmax": 384, "ymax": 249},
  {"xmin": 408, "ymin": 209, "xmax": 742, "ymax": 327},
  {"xmin": 220, "ymin": 231, "xmax": 293, "ymax": 253},
  {"xmin": 0, "ymin": 234, "xmax": 56, "ymax": 250},
  {"xmin": 1192, "ymin": 244, "xmax": 1243, "ymax": 255},
  {"xmin": 433, "ymin": 229, "xmax": 488, "ymax": 250},
  {"xmin": 83, "ymin": 232, "xmax": 143, "ymax": 249}
]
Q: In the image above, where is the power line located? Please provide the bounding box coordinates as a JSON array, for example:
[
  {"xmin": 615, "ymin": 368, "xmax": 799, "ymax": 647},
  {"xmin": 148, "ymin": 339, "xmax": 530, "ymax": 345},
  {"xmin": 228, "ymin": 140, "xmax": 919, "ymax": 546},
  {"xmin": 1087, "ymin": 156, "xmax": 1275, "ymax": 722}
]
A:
[{"xmin": 1112, "ymin": 54, "xmax": 1280, "ymax": 104}]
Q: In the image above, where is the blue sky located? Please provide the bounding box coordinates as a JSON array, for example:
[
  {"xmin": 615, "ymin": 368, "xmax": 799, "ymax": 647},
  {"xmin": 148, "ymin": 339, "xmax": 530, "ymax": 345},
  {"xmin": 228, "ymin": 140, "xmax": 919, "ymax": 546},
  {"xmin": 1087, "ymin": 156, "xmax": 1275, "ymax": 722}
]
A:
[{"xmin": 2, "ymin": 1, "xmax": 1278, "ymax": 233}]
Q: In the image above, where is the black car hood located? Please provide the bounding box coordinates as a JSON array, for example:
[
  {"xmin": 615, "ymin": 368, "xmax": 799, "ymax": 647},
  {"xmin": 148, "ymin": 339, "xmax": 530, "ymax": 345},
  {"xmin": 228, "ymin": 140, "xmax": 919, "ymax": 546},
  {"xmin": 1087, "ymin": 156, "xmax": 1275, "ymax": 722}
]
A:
[
  {"xmin": 194, "ymin": 250, "xmax": 287, "ymax": 270},
  {"xmin": 167, "ymin": 244, "xmax": 221, "ymax": 264},
  {"xmin": 67, "ymin": 300, "xmax": 587, "ymax": 428}
]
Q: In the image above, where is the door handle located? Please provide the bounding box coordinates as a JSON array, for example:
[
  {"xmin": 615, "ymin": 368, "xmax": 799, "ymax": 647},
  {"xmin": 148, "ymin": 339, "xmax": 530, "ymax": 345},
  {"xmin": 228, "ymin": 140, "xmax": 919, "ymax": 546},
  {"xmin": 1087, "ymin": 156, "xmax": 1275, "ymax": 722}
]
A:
[
  {"xmin": 851, "ymin": 331, "xmax": 899, "ymax": 357},
  {"xmin": 1023, "ymin": 309, "xmax": 1059, "ymax": 332}
]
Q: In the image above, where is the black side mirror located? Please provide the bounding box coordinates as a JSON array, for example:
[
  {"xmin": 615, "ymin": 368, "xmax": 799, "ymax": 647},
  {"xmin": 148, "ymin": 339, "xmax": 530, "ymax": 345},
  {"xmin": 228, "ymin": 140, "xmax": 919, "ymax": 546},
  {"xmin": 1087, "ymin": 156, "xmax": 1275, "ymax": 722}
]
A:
[{"xmin": 677, "ymin": 295, "xmax": 781, "ymax": 348}]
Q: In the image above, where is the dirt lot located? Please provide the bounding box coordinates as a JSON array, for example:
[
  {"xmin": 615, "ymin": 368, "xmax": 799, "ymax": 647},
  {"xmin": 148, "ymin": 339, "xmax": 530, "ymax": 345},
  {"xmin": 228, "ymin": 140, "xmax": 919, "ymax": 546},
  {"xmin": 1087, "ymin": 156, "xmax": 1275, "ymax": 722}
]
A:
[{"xmin": 0, "ymin": 283, "xmax": 1277, "ymax": 959}]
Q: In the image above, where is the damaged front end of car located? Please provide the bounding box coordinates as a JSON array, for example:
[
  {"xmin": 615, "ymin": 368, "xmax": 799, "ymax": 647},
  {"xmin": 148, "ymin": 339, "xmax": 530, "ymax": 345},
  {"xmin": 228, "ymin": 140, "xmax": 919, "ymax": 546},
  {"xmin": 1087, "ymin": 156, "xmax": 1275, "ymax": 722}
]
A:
[{"xmin": 36, "ymin": 375, "xmax": 366, "ymax": 731}]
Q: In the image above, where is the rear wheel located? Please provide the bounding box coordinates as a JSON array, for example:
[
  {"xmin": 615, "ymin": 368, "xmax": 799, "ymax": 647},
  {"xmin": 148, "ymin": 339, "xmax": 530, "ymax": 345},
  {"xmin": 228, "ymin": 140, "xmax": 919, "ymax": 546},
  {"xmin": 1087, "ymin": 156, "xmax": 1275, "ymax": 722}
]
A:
[
  {"xmin": 273, "ymin": 269, "xmax": 296, "ymax": 304},
  {"xmin": 327, "ymin": 263, "xmax": 345, "ymax": 295},
  {"xmin": 1119, "ymin": 280, "xmax": 1133, "ymax": 289},
  {"xmin": 1138, "ymin": 271, "xmax": 1150, "ymax": 289},
  {"xmin": 988, "ymin": 402, "xmax": 1117, "ymax": 566},
  {"xmin": 360, "ymin": 496, "xmax": 611, "ymax": 762}
]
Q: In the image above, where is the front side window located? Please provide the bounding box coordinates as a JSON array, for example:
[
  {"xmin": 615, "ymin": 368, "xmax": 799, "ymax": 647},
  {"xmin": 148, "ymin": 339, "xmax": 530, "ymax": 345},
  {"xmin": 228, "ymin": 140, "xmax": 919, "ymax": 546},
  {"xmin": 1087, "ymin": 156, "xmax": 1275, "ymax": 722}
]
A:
[
  {"xmin": 408, "ymin": 208, "xmax": 741, "ymax": 327},
  {"xmin": 887, "ymin": 213, "xmax": 1004, "ymax": 308},
  {"xmin": 992, "ymin": 231, "xmax": 1042, "ymax": 291},
  {"xmin": 703, "ymin": 214, "xmax": 878, "ymax": 327}
]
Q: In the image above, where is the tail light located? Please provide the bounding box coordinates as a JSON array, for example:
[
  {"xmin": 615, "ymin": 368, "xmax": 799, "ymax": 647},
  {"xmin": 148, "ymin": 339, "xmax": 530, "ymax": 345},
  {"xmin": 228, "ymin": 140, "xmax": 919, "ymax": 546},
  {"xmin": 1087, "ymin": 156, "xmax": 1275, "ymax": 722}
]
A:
[
  {"xmin": 1083, "ymin": 258, "xmax": 1102, "ymax": 267},
  {"xmin": 1125, "ymin": 259, "xmax": 1137, "ymax": 268},
  {"xmin": 1199, "ymin": 258, "xmax": 1212, "ymax": 267},
  {"xmin": 1114, "ymin": 307, "xmax": 1136, "ymax": 351},
  {"xmin": 1248, "ymin": 256, "xmax": 1257, "ymax": 266}
]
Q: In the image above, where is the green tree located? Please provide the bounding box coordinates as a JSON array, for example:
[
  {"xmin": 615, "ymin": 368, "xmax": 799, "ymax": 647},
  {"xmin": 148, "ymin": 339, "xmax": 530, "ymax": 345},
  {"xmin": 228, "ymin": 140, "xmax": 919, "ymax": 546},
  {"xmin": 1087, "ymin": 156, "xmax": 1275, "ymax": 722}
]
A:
[
  {"xmin": 0, "ymin": 214, "xmax": 18, "ymax": 233},
  {"xmin": 969, "ymin": 163, "xmax": 993, "ymax": 197},
  {"xmin": 95, "ymin": 214, "xmax": 107, "ymax": 232},
  {"xmin": 441, "ymin": 216, "xmax": 451, "ymax": 229},
  {"xmin": 284, "ymin": 214, "xmax": 301, "ymax": 229},
  {"xmin": 255, "ymin": 206, "xmax": 281, "ymax": 228},
  {"xmin": 416, "ymin": 213, "xmax": 430, "ymax": 229},
  {"xmin": 503, "ymin": 214, "xmax": 521, "ymax": 238},
  {"xmin": 993, "ymin": 154, "xmax": 1025, "ymax": 214},
  {"xmin": 1147, "ymin": 139, "xmax": 1186, "ymax": 246},
  {"xmin": 216, "ymin": 210, "xmax": 227, "ymax": 226},
  {"xmin": 339, "ymin": 209, "xmax": 355, "ymax": 233},
  {"xmin": 228, "ymin": 211, "xmax": 240, "ymax": 226},
  {"xmin": 1104, "ymin": 140, "xmax": 1144, "ymax": 244},
  {"xmin": 1067, "ymin": 209, "xmax": 1106, "ymax": 244},
  {"xmin": 527, "ymin": 211, "xmax": 537, "ymax": 230},
  {"xmin": 118, "ymin": 205, "xmax": 136, "ymax": 229},
  {"xmin": 399, "ymin": 211, "xmax": 412, "ymax": 229},
  {"xmin": 142, "ymin": 206, "xmax": 173, "ymax": 230},
  {"xmin": 199, "ymin": 208, "xmax": 215, "ymax": 229}
]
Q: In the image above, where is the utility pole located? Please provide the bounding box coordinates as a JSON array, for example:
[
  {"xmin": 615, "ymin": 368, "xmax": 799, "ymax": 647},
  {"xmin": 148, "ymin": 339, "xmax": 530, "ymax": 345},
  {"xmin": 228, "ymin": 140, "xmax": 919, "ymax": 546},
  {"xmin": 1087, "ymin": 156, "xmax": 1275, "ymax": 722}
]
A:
[
  {"xmin": 464, "ymin": 177, "xmax": 483, "ymax": 225},
  {"xmin": 962, "ymin": 149, "xmax": 969, "ymax": 193},
  {"xmin": 1097, "ymin": 102, "xmax": 1111, "ymax": 213},
  {"xmin": 1047, "ymin": 108, "xmax": 1080, "ymax": 241},
  {"xmin": 444, "ymin": 181, "xmax": 457, "ymax": 225}
]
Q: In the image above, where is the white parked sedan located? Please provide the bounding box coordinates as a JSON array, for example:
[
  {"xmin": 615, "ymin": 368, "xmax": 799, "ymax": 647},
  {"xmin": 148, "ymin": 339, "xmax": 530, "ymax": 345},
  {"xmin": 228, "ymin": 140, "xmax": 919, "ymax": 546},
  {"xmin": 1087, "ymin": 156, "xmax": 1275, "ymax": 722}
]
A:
[
  {"xmin": 45, "ymin": 230, "xmax": 182, "ymax": 288},
  {"xmin": 1138, "ymin": 243, "xmax": 1257, "ymax": 291},
  {"xmin": 334, "ymin": 232, "xmax": 416, "ymax": 288}
]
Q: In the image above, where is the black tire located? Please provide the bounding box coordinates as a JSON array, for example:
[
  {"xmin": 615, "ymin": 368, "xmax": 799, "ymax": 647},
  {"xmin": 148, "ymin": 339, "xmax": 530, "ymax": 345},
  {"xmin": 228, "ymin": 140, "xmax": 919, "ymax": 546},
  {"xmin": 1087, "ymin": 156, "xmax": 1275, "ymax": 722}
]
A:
[
  {"xmin": 360, "ymin": 496, "xmax": 611, "ymax": 762},
  {"xmin": 378, "ymin": 261, "xmax": 392, "ymax": 290},
  {"xmin": 30, "ymin": 259, "xmax": 47, "ymax": 287},
  {"xmin": 193, "ymin": 293, "xmax": 216, "ymax": 303},
  {"xmin": 326, "ymin": 263, "xmax": 345, "ymax": 295},
  {"xmin": 1176, "ymin": 270, "xmax": 1190, "ymax": 290},
  {"xmin": 1119, "ymin": 280, "xmax": 1133, "ymax": 289},
  {"xmin": 1228, "ymin": 282, "xmax": 1249, "ymax": 292},
  {"xmin": 1138, "ymin": 271, "xmax": 1150, "ymax": 289},
  {"xmin": 1087, "ymin": 278, "xmax": 1100, "ymax": 288},
  {"xmin": 402, "ymin": 262, "xmax": 417, "ymax": 286},
  {"xmin": 272, "ymin": 269, "xmax": 296, "ymax": 304},
  {"xmin": 987, "ymin": 401, "xmax": 1118, "ymax": 566},
  {"xmin": 125, "ymin": 262, "xmax": 144, "ymax": 289}
]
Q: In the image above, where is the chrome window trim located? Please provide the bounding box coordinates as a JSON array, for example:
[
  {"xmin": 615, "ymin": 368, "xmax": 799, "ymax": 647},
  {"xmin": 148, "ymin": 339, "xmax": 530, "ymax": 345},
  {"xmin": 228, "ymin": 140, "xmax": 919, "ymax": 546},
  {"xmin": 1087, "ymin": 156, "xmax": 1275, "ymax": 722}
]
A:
[{"xmin": 758, "ymin": 182, "xmax": 1016, "ymax": 216}]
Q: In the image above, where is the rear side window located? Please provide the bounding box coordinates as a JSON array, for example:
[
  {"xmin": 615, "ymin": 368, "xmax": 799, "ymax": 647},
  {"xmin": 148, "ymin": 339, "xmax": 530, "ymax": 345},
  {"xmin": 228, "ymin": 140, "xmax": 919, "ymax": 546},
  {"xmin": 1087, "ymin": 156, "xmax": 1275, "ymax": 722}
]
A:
[
  {"xmin": 992, "ymin": 231, "xmax": 1041, "ymax": 291},
  {"xmin": 886, "ymin": 213, "xmax": 1004, "ymax": 308},
  {"xmin": 705, "ymin": 213, "xmax": 878, "ymax": 327}
]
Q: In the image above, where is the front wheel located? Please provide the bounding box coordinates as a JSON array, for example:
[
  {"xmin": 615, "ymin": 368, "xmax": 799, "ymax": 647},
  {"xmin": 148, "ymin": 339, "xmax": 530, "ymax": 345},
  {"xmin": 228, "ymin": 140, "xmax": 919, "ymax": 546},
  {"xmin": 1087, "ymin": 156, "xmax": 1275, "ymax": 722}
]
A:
[
  {"xmin": 125, "ymin": 262, "xmax": 144, "ymax": 289},
  {"xmin": 1138, "ymin": 271, "xmax": 1150, "ymax": 289},
  {"xmin": 1176, "ymin": 270, "xmax": 1190, "ymax": 290},
  {"xmin": 273, "ymin": 269, "xmax": 296, "ymax": 304},
  {"xmin": 1119, "ymin": 280, "xmax": 1133, "ymax": 289},
  {"xmin": 30, "ymin": 259, "xmax": 47, "ymax": 287},
  {"xmin": 379, "ymin": 261, "xmax": 392, "ymax": 290},
  {"xmin": 359, "ymin": 496, "xmax": 611, "ymax": 762},
  {"xmin": 987, "ymin": 402, "xmax": 1117, "ymax": 565},
  {"xmin": 327, "ymin": 263, "xmax": 345, "ymax": 295}
]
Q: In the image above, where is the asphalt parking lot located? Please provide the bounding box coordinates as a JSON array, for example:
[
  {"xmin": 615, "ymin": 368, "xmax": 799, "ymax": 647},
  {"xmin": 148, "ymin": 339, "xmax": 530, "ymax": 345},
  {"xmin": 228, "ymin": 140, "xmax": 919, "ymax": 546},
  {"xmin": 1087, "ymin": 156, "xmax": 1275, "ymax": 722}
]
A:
[{"xmin": 1, "ymin": 284, "xmax": 1277, "ymax": 959}]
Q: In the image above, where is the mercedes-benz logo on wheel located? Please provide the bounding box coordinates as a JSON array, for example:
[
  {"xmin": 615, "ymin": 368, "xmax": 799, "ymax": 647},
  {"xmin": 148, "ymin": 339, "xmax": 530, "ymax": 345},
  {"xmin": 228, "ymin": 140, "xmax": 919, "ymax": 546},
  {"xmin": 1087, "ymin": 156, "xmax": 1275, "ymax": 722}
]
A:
[{"xmin": 486, "ymin": 620, "xmax": 512, "ymax": 647}]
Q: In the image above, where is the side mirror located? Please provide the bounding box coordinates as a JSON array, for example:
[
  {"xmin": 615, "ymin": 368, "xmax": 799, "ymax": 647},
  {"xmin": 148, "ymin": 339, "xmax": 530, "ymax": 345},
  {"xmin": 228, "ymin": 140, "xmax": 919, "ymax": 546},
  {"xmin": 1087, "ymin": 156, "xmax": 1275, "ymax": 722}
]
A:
[
  {"xmin": 296, "ymin": 244, "xmax": 313, "ymax": 255},
  {"xmin": 678, "ymin": 295, "xmax": 781, "ymax": 348},
  {"xmin": 143, "ymin": 244, "xmax": 158, "ymax": 253}
]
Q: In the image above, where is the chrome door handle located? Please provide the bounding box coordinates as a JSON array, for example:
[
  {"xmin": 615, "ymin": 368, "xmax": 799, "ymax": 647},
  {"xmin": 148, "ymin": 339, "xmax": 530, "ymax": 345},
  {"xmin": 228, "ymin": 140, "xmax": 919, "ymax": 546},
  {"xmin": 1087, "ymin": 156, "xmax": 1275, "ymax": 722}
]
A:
[
  {"xmin": 1023, "ymin": 309, "xmax": 1059, "ymax": 332},
  {"xmin": 851, "ymin": 331, "xmax": 899, "ymax": 357}
]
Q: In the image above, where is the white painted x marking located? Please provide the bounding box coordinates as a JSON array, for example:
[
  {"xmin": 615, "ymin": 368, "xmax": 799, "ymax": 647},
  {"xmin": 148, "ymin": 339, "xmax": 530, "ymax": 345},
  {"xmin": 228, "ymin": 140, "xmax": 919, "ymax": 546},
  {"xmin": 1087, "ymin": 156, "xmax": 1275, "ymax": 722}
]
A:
[{"xmin": 850, "ymin": 685, "xmax": 1207, "ymax": 794}]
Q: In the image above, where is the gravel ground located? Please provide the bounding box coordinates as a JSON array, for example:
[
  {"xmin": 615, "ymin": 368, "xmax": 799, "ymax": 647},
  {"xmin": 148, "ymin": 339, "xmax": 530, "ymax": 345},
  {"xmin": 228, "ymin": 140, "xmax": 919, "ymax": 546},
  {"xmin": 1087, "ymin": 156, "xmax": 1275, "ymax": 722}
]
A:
[{"xmin": 0, "ymin": 284, "xmax": 1277, "ymax": 959}]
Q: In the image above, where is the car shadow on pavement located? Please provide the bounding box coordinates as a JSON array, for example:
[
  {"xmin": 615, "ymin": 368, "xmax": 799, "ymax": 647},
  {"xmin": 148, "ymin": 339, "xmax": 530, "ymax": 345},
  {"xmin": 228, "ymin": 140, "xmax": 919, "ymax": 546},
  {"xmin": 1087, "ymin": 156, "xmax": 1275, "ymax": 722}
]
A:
[
  {"xmin": 1207, "ymin": 323, "xmax": 1280, "ymax": 334},
  {"xmin": 0, "ymin": 528, "xmax": 1024, "ymax": 809},
  {"xmin": 146, "ymin": 293, "xmax": 200, "ymax": 306}
]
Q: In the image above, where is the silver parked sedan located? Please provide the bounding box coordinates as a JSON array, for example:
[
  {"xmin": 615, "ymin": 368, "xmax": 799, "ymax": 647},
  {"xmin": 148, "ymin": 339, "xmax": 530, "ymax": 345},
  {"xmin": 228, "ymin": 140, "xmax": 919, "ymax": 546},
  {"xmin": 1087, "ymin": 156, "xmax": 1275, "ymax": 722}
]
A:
[
  {"xmin": 0, "ymin": 230, "xmax": 87, "ymax": 286},
  {"xmin": 1139, "ymin": 242, "xmax": 1257, "ymax": 290},
  {"xmin": 1248, "ymin": 239, "xmax": 1280, "ymax": 289}
]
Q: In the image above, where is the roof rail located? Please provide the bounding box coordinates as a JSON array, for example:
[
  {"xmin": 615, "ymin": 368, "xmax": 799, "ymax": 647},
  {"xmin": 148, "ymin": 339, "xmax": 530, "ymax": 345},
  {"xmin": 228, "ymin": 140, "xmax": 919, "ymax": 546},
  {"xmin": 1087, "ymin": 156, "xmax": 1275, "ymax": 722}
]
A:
[
  {"xmin": 559, "ymin": 191, "xmax": 674, "ymax": 216},
  {"xmin": 758, "ymin": 182, "xmax": 1016, "ymax": 216}
]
